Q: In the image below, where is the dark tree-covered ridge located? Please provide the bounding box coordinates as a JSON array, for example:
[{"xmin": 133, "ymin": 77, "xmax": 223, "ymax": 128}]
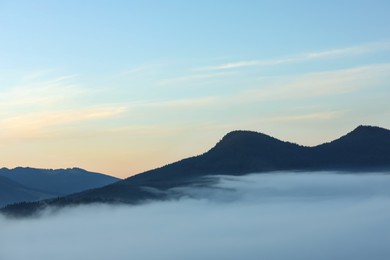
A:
[{"xmin": 2, "ymin": 125, "xmax": 390, "ymax": 217}]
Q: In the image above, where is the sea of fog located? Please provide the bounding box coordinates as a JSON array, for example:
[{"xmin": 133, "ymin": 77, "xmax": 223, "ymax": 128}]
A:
[{"xmin": 1, "ymin": 171, "xmax": 390, "ymax": 260}]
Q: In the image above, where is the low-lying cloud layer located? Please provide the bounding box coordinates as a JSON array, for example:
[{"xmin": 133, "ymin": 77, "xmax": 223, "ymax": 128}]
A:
[{"xmin": 1, "ymin": 172, "xmax": 390, "ymax": 260}]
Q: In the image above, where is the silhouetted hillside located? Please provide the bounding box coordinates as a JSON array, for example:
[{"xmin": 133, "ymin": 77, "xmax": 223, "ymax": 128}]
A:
[
  {"xmin": 311, "ymin": 125, "xmax": 390, "ymax": 169},
  {"xmin": 2, "ymin": 125, "xmax": 390, "ymax": 217},
  {"xmin": 119, "ymin": 126, "xmax": 390, "ymax": 189},
  {"xmin": 121, "ymin": 130, "xmax": 307, "ymax": 189},
  {"xmin": 0, "ymin": 167, "xmax": 120, "ymax": 208},
  {"xmin": 0, "ymin": 175, "xmax": 56, "ymax": 207}
]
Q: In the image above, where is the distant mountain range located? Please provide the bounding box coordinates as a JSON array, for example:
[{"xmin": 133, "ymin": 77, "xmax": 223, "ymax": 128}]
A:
[
  {"xmin": 0, "ymin": 167, "xmax": 119, "ymax": 208},
  {"xmin": 2, "ymin": 125, "xmax": 390, "ymax": 216},
  {"xmin": 0, "ymin": 175, "xmax": 56, "ymax": 208}
]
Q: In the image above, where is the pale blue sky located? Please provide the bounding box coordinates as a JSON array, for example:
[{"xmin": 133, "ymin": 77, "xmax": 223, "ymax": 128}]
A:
[{"xmin": 1, "ymin": 1, "xmax": 389, "ymax": 177}]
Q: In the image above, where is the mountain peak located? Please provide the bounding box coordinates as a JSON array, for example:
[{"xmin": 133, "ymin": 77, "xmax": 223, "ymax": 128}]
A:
[
  {"xmin": 344, "ymin": 125, "xmax": 390, "ymax": 139},
  {"xmin": 217, "ymin": 130, "xmax": 278, "ymax": 146},
  {"xmin": 219, "ymin": 130, "xmax": 266, "ymax": 141},
  {"xmin": 352, "ymin": 125, "xmax": 387, "ymax": 132}
]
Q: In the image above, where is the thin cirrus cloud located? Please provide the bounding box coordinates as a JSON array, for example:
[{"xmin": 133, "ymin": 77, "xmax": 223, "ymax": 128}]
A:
[
  {"xmin": 85, "ymin": 63, "xmax": 386, "ymax": 148},
  {"xmin": 131, "ymin": 96, "xmax": 218, "ymax": 109},
  {"xmin": 268, "ymin": 111, "xmax": 344, "ymax": 123},
  {"xmin": 239, "ymin": 63, "xmax": 390, "ymax": 101},
  {"xmin": 0, "ymin": 74, "xmax": 127, "ymax": 141},
  {"xmin": 195, "ymin": 59, "xmax": 288, "ymax": 71},
  {"xmin": 120, "ymin": 63, "xmax": 390, "ymax": 129},
  {"xmin": 157, "ymin": 63, "xmax": 390, "ymax": 112},
  {"xmin": 157, "ymin": 71, "xmax": 234, "ymax": 86},
  {"xmin": 0, "ymin": 75, "xmax": 83, "ymax": 111},
  {"xmin": 0, "ymin": 106, "xmax": 127, "ymax": 141},
  {"xmin": 195, "ymin": 41, "xmax": 390, "ymax": 71}
]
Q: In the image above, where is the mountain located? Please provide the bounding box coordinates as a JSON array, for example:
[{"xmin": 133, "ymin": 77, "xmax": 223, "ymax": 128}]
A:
[
  {"xmin": 311, "ymin": 125, "xmax": 390, "ymax": 169},
  {"xmin": 0, "ymin": 167, "xmax": 120, "ymax": 208},
  {"xmin": 2, "ymin": 125, "xmax": 390, "ymax": 216},
  {"xmin": 103, "ymin": 125, "xmax": 390, "ymax": 190},
  {"xmin": 0, "ymin": 175, "xmax": 56, "ymax": 208}
]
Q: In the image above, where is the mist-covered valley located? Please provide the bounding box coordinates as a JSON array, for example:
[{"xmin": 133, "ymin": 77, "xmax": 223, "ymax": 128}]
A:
[{"xmin": 1, "ymin": 172, "xmax": 390, "ymax": 260}]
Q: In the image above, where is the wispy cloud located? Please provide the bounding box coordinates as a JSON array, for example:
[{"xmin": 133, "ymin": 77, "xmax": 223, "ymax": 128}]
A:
[
  {"xmin": 0, "ymin": 75, "xmax": 83, "ymax": 111},
  {"xmin": 121, "ymin": 63, "xmax": 390, "ymax": 117},
  {"xmin": 269, "ymin": 111, "xmax": 343, "ymax": 122},
  {"xmin": 0, "ymin": 74, "xmax": 127, "ymax": 141},
  {"xmin": 195, "ymin": 41, "xmax": 390, "ymax": 71},
  {"xmin": 19, "ymin": 69, "xmax": 60, "ymax": 82},
  {"xmin": 195, "ymin": 58, "xmax": 292, "ymax": 71},
  {"xmin": 197, "ymin": 60, "xmax": 261, "ymax": 71},
  {"xmin": 0, "ymin": 106, "xmax": 127, "ymax": 141},
  {"xmin": 132, "ymin": 96, "xmax": 218, "ymax": 109},
  {"xmin": 240, "ymin": 63, "xmax": 390, "ymax": 101},
  {"xmin": 158, "ymin": 71, "xmax": 233, "ymax": 86},
  {"xmin": 120, "ymin": 63, "xmax": 164, "ymax": 76},
  {"xmin": 129, "ymin": 63, "xmax": 390, "ymax": 134},
  {"xmin": 305, "ymin": 41, "xmax": 390, "ymax": 58}
]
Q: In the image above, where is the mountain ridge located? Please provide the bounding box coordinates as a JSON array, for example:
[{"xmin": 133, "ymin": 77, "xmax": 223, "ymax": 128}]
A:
[
  {"xmin": 2, "ymin": 125, "xmax": 390, "ymax": 216},
  {"xmin": 122, "ymin": 125, "xmax": 390, "ymax": 187},
  {"xmin": 0, "ymin": 175, "xmax": 57, "ymax": 208},
  {"xmin": 0, "ymin": 167, "xmax": 120, "ymax": 208}
]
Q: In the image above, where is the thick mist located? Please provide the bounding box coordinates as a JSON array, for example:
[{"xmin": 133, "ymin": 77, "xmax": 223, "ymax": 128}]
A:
[{"xmin": 1, "ymin": 172, "xmax": 390, "ymax": 260}]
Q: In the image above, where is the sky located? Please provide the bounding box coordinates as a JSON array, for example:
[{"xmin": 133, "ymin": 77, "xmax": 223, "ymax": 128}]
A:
[
  {"xmin": 1, "ymin": 172, "xmax": 390, "ymax": 259},
  {"xmin": 0, "ymin": 0, "xmax": 390, "ymax": 178}
]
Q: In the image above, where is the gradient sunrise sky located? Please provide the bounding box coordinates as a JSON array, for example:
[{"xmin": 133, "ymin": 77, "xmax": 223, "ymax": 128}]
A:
[{"xmin": 1, "ymin": 0, "xmax": 389, "ymax": 178}]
